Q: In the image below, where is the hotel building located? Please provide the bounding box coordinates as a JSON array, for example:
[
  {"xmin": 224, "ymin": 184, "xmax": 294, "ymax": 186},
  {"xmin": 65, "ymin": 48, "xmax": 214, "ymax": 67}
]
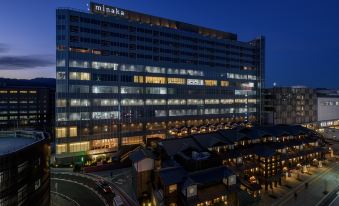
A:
[{"xmin": 56, "ymin": 2, "xmax": 265, "ymax": 162}]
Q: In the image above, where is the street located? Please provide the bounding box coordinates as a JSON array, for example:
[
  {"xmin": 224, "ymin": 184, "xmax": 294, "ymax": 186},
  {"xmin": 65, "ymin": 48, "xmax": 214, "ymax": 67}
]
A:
[{"xmin": 50, "ymin": 170, "xmax": 138, "ymax": 206}]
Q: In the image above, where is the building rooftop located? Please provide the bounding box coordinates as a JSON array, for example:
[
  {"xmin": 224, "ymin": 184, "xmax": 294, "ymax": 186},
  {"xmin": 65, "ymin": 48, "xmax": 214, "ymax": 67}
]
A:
[
  {"xmin": 0, "ymin": 131, "xmax": 45, "ymax": 156},
  {"xmin": 59, "ymin": 2, "xmax": 243, "ymax": 41}
]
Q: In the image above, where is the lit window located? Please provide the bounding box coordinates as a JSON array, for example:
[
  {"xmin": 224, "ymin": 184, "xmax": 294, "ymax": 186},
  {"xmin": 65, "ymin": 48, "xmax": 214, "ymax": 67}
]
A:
[
  {"xmin": 167, "ymin": 78, "xmax": 186, "ymax": 85},
  {"xmin": 121, "ymin": 99, "xmax": 144, "ymax": 106},
  {"xmin": 187, "ymin": 79, "xmax": 203, "ymax": 85},
  {"xmin": 69, "ymin": 126, "xmax": 77, "ymax": 137},
  {"xmin": 69, "ymin": 60, "xmax": 90, "ymax": 68},
  {"xmin": 145, "ymin": 99, "xmax": 166, "ymax": 105},
  {"xmin": 70, "ymin": 99, "xmax": 90, "ymax": 107},
  {"xmin": 204, "ymin": 80, "xmax": 217, "ymax": 86},
  {"xmin": 92, "ymin": 61, "xmax": 118, "ymax": 70},
  {"xmin": 133, "ymin": 76, "xmax": 144, "ymax": 83},
  {"xmin": 56, "ymin": 144, "xmax": 67, "ymax": 154},
  {"xmin": 145, "ymin": 76, "xmax": 166, "ymax": 84},
  {"xmin": 121, "ymin": 136, "xmax": 143, "ymax": 145},
  {"xmin": 92, "ymin": 86, "xmax": 118, "ymax": 93},
  {"xmin": 168, "ymin": 99, "xmax": 186, "ymax": 105},
  {"xmin": 69, "ymin": 72, "xmax": 90, "ymax": 80},
  {"xmin": 56, "ymin": 127, "xmax": 67, "ymax": 138},
  {"xmin": 93, "ymin": 99, "xmax": 118, "ymax": 106},
  {"xmin": 221, "ymin": 80, "xmax": 229, "ymax": 87},
  {"xmin": 145, "ymin": 66, "xmax": 166, "ymax": 74},
  {"xmin": 92, "ymin": 111, "xmax": 119, "ymax": 120},
  {"xmin": 56, "ymin": 99, "xmax": 66, "ymax": 107},
  {"xmin": 69, "ymin": 142, "xmax": 90, "ymax": 152},
  {"xmin": 169, "ymin": 184, "xmax": 177, "ymax": 194}
]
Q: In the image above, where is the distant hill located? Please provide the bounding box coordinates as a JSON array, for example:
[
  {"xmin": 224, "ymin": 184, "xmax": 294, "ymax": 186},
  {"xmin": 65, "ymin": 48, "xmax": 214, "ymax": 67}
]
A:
[{"xmin": 0, "ymin": 77, "xmax": 56, "ymax": 88}]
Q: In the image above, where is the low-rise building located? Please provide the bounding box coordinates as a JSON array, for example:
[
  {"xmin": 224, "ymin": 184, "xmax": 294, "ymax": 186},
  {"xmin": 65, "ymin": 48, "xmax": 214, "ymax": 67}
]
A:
[{"xmin": 130, "ymin": 125, "xmax": 328, "ymax": 206}]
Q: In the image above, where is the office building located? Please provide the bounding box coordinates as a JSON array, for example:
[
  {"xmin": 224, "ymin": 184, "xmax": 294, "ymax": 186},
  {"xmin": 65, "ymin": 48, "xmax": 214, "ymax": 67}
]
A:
[
  {"xmin": 56, "ymin": 2, "xmax": 265, "ymax": 162},
  {"xmin": 263, "ymin": 86, "xmax": 317, "ymax": 125},
  {"xmin": 0, "ymin": 130, "xmax": 50, "ymax": 206},
  {"xmin": 130, "ymin": 125, "xmax": 327, "ymax": 205},
  {"xmin": 0, "ymin": 86, "xmax": 55, "ymax": 135}
]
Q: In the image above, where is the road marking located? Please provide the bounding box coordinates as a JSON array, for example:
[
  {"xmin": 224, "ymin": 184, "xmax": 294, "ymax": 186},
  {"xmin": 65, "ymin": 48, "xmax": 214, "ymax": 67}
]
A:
[
  {"xmin": 51, "ymin": 191, "xmax": 80, "ymax": 206},
  {"xmin": 51, "ymin": 177, "xmax": 109, "ymax": 206}
]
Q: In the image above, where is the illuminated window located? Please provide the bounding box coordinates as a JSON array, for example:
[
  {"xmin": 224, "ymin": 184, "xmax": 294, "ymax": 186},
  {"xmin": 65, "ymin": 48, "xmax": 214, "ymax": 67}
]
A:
[
  {"xmin": 0, "ymin": 90, "xmax": 8, "ymax": 93},
  {"xmin": 70, "ymin": 99, "xmax": 90, "ymax": 107},
  {"xmin": 10, "ymin": 90, "xmax": 18, "ymax": 94},
  {"xmin": 221, "ymin": 99, "xmax": 234, "ymax": 104},
  {"xmin": 92, "ymin": 111, "xmax": 119, "ymax": 119},
  {"xmin": 133, "ymin": 76, "xmax": 144, "ymax": 83},
  {"xmin": 56, "ymin": 144, "xmax": 67, "ymax": 154},
  {"xmin": 145, "ymin": 66, "xmax": 166, "ymax": 73},
  {"xmin": 204, "ymin": 80, "xmax": 217, "ymax": 86},
  {"xmin": 187, "ymin": 99, "xmax": 204, "ymax": 105},
  {"xmin": 69, "ymin": 60, "xmax": 90, "ymax": 68},
  {"xmin": 122, "ymin": 136, "xmax": 143, "ymax": 145},
  {"xmin": 167, "ymin": 78, "xmax": 186, "ymax": 85},
  {"xmin": 221, "ymin": 80, "xmax": 229, "ymax": 87},
  {"xmin": 155, "ymin": 110, "xmax": 167, "ymax": 117},
  {"xmin": 145, "ymin": 99, "xmax": 166, "ymax": 105},
  {"xmin": 69, "ymin": 126, "xmax": 77, "ymax": 137},
  {"xmin": 169, "ymin": 184, "xmax": 177, "ymax": 194},
  {"xmin": 56, "ymin": 99, "xmax": 66, "ymax": 107},
  {"xmin": 92, "ymin": 61, "xmax": 118, "ymax": 70},
  {"xmin": 121, "ymin": 99, "xmax": 144, "ymax": 106},
  {"xmin": 69, "ymin": 47, "xmax": 90, "ymax": 53},
  {"xmin": 168, "ymin": 99, "xmax": 186, "ymax": 105},
  {"xmin": 69, "ymin": 72, "xmax": 90, "ymax": 80},
  {"xmin": 57, "ymin": 113, "xmax": 67, "ymax": 121},
  {"xmin": 145, "ymin": 76, "xmax": 166, "ymax": 84},
  {"xmin": 19, "ymin": 90, "xmax": 27, "ymax": 94},
  {"xmin": 120, "ymin": 86, "xmax": 143, "ymax": 94},
  {"xmin": 187, "ymin": 79, "xmax": 203, "ymax": 85},
  {"xmin": 69, "ymin": 142, "xmax": 90, "ymax": 152},
  {"xmin": 93, "ymin": 99, "xmax": 118, "ymax": 106},
  {"xmin": 119, "ymin": 64, "xmax": 143, "ymax": 72},
  {"xmin": 92, "ymin": 86, "xmax": 118, "ymax": 93},
  {"xmin": 92, "ymin": 138, "xmax": 118, "ymax": 149},
  {"xmin": 205, "ymin": 99, "xmax": 220, "ymax": 104},
  {"xmin": 145, "ymin": 87, "xmax": 167, "ymax": 94},
  {"xmin": 56, "ymin": 127, "xmax": 67, "ymax": 138}
]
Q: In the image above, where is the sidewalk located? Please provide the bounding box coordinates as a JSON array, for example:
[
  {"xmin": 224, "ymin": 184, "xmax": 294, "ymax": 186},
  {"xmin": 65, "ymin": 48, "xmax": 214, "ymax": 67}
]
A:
[{"xmin": 259, "ymin": 161, "xmax": 339, "ymax": 206}]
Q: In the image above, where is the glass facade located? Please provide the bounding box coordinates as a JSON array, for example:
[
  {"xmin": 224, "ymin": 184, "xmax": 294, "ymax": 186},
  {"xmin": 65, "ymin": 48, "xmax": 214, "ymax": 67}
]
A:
[{"xmin": 56, "ymin": 4, "xmax": 265, "ymax": 161}]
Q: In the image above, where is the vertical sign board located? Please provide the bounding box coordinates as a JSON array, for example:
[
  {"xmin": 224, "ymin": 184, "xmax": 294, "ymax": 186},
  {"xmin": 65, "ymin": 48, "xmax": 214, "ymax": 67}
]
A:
[{"xmin": 90, "ymin": 2, "xmax": 127, "ymax": 17}]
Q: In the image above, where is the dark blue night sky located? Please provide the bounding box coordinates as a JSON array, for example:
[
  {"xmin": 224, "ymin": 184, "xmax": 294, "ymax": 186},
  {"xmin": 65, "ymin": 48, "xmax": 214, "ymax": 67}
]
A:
[{"xmin": 0, "ymin": 0, "xmax": 338, "ymax": 88}]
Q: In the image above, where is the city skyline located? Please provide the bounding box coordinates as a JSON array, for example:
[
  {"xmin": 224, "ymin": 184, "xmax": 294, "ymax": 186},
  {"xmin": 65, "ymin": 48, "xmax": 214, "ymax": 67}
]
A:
[{"xmin": 0, "ymin": 0, "xmax": 338, "ymax": 88}]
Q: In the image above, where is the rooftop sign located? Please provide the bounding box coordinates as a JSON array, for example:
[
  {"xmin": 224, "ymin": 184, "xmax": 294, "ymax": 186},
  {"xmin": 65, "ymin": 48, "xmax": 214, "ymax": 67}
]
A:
[{"xmin": 90, "ymin": 2, "xmax": 126, "ymax": 17}]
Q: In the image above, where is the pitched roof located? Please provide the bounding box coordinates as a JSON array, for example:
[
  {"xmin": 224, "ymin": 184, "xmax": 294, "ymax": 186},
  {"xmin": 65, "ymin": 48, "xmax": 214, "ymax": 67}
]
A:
[
  {"xmin": 129, "ymin": 148, "xmax": 155, "ymax": 162},
  {"xmin": 159, "ymin": 137, "xmax": 204, "ymax": 157},
  {"xmin": 159, "ymin": 166, "xmax": 187, "ymax": 185}
]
